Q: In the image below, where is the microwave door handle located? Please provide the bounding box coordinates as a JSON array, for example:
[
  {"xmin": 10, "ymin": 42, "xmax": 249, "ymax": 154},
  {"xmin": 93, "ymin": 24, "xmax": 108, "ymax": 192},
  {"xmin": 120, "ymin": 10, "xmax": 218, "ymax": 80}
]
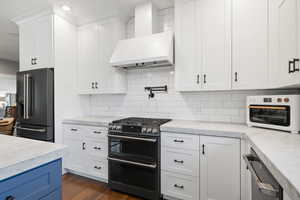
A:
[{"xmin": 243, "ymin": 154, "xmax": 279, "ymax": 197}]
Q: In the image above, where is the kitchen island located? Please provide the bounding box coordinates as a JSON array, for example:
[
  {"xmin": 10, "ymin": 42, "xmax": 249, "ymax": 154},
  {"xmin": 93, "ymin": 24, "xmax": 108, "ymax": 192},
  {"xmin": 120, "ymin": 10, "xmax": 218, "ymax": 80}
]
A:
[{"xmin": 0, "ymin": 135, "xmax": 65, "ymax": 200}]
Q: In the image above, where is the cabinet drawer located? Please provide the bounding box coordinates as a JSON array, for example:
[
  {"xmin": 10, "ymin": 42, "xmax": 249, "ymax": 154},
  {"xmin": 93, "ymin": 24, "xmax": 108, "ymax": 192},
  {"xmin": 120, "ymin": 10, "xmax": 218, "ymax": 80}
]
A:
[
  {"xmin": 85, "ymin": 126, "xmax": 107, "ymax": 140},
  {"xmin": 63, "ymin": 124, "xmax": 82, "ymax": 138},
  {"xmin": 40, "ymin": 189, "xmax": 61, "ymax": 200},
  {"xmin": 86, "ymin": 140, "xmax": 108, "ymax": 157},
  {"xmin": 162, "ymin": 147, "xmax": 199, "ymax": 177},
  {"xmin": 162, "ymin": 171, "xmax": 199, "ymax": 200},
  {"xmin": 86, "ymin": 157, "xmax": 108, "ymax": 179},
  {"xmin": 0, "ymin": 159, "xmax": 61, "ymax": 200},
  {"xmin": 162, "ymin": 133, "xmax": 200, "ymax": 150}
]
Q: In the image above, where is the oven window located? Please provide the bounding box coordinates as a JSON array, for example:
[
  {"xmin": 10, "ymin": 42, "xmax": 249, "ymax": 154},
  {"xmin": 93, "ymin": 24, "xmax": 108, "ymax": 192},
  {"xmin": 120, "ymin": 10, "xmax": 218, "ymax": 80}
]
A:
[
  {"xmin": 109, "ymin": 160, "xmax": 157, "ymax": 191},
  {"xmin": 249, "ymin": 105, "xmax": 290, "ymax": 126},
  {"xmin": 109, "ymin": 137, "xmax": 157, "ymax": 163}
]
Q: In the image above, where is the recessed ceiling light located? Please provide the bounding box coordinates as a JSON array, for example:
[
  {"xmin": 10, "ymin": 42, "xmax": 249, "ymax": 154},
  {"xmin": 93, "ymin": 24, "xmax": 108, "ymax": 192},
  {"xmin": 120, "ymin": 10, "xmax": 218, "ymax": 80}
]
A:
[{"xmin": 61, "ymin": 5, "xmax": 71, "ymax": 12}]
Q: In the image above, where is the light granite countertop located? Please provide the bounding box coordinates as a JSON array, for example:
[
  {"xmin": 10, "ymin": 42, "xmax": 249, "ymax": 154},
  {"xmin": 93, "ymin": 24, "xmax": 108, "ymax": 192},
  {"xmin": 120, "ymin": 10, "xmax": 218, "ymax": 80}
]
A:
[
  {"xmin": 162, "ymin": 119, "xmax": 300, "ymax": 200},
  {"xmin": 62, "ymin": 115, "xmax": 123, "ymax": 127},
  {"xmin": 62, "ymin": 116, "xmax": 300, "ymax": 199},
  {"xmin": 0, "ymin": 135, "xmax": 65, "ymax": 180}
]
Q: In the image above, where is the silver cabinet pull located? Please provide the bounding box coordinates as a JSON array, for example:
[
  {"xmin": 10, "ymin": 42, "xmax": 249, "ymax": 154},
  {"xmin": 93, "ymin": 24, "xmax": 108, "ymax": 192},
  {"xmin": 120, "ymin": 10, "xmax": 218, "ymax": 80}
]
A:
[
  {"xmin": 174, "ymin": 159, "xmax": 184, "ymax": 164},
  {"xmin": 15, "ymin": 126, "xmax": 46, "ymax": 133},
  {"xmin": 93, "ymin": 131, "xmax": 102, "ymax": 134},
  {"xmin": 94, "ymin": 166, "xmax": 102, "ymax": 170},
  {"xmin": 174, "ymin": 184, "xmax": 184, "ymax": 189},
  {"xmin": 108, "ymin": 157, "xmax": 157, "ymax": 169},
  {"xmin": 93, "ymin": 146, "xmax": 101, "ymax": 150},
  {"xmin": 243, "ymin": 154, "xmax": 279, "ymax": 197},
  {"xmin": 70, "ymin": 128, "xmax": 78, "ymax": 131},
  {"xmin": 108, "ymin": 134, "xmax": 157, "ymax": 143},
  {"xmin": 174, "ymin": 139, "xmax": 184, "ymax": 143}
]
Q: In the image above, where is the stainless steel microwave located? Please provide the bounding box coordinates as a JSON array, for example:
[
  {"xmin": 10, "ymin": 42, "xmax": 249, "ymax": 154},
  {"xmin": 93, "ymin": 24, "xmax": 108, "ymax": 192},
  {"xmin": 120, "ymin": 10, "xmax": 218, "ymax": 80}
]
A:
[{"xmin": 247, "ymin": 95, "xmax": 300, "ymax": 134}]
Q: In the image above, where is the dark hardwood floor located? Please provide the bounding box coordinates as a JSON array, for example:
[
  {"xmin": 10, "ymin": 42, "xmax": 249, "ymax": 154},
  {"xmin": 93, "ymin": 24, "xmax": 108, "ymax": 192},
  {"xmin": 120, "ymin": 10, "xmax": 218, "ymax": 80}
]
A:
[{"xmin": 62, "ymin": 173, "xmax": 143, "ymax": 200}]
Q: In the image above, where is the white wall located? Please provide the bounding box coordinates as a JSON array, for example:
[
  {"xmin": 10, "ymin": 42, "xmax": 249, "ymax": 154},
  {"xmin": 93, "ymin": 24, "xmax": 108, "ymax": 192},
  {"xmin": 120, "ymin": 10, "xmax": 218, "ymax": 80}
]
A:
[
  {"xmin": 0, "ymin": 59, "xmax": 18, "ymax": 94},
  {"xmin": 88, "ymin": 8, "xmax": 300, "ymax": 124}
]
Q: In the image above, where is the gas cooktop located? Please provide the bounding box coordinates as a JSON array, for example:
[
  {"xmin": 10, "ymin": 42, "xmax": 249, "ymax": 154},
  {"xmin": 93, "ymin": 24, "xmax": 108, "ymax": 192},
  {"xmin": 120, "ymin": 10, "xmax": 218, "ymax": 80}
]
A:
[{"xmin": 109, "ymin": 117, "xmax": 171, "ymax": 136}]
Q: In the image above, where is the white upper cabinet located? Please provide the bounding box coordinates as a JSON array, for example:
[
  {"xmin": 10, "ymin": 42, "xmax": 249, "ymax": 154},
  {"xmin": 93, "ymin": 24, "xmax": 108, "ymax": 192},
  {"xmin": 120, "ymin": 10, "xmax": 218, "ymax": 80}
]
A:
[
  {"xmin": 200, "ymin": 136, "xmax": 241, "ymax": 200},
  {"xmin": 19, "ymin": 15, "xmax": 54, "ymax": 72},
  {"xmin": 269, "ymin": 0, "xmax": 300, "ymax": 88},
  {"xmin": 175, "ymin": 0, "xmax": 200, "ymax": 91},
  {"xmin": 77, "ymin": 18, "xmax": 127, "ymax": 94},
  {"xmin": 232, "ymin": 0, "xmax": 269, "ymax": 90},
  {"xmin": 175, "ymin": 0, "xmax": 231, "ymax": 91},
  {"xmin": 78, "ymin": 24, "xmax": 99, "ymax": 94},
  {"xmin": 197, "ymin": 0, "xmax": 231, "ymax": 90}
]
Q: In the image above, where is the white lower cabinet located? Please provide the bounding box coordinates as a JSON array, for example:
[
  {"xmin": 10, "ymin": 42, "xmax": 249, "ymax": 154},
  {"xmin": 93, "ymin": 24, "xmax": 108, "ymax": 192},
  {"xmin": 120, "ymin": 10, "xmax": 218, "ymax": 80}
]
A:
[
  {"xmin": 161, "ymin": 133, "xmax": 241, "ymax": 200},
  {"xmin": 63, "ymin": 124, "xmax": 108, "ymax": 180},
  {"xmin": 200, "ymin": 136, "xmax": 241, "ymax": 200}
]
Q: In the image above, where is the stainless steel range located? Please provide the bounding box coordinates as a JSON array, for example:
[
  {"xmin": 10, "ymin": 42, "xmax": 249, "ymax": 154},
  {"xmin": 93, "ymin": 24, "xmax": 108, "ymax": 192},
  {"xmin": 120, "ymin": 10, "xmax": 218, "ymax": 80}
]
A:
[{"xmin": 107, "ymin": 117, "xmax": 171, "ymax": 200}]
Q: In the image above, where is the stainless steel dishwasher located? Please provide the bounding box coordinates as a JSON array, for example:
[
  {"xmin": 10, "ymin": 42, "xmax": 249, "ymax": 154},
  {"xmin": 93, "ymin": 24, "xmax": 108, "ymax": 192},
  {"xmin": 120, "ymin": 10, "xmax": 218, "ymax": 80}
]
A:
[{"xmin": 243, "ymin": 148, "xmax": 283, "ymax": 200}]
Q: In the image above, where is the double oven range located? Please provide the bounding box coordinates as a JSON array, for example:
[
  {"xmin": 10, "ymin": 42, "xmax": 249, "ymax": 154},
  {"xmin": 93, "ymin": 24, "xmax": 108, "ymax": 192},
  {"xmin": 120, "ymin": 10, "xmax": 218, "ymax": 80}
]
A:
[{"xmin": 108, "ymin": 117, "xmax": 171, "ymax": 200}]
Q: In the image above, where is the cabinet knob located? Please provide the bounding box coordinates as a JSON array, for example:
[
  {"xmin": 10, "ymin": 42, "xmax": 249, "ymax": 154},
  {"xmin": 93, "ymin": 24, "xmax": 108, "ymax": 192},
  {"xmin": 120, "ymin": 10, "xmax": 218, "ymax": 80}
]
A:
[{"xmin": 6, "ymin": 196, "xmax": 15, "ymax": 200}]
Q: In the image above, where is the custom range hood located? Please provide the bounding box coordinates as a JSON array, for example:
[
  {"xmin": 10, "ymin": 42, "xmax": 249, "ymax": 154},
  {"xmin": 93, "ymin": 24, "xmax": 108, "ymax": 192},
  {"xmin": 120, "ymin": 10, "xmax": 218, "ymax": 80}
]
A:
[{"xmin": 110, "ymin": 2, "xmax": 174, "ymax": 68}]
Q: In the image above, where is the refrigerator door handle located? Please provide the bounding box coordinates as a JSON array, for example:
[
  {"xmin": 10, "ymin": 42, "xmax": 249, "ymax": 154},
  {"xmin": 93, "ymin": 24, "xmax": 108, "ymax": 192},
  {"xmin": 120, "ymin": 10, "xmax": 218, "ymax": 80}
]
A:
[
  {"xmin": 26, "ymin": 74, "xmax": 31, "ymax": 119},
  {"xmin": 15, "ymin": 126, "xmax": 46, "ymax": 133},
  {"xmin": 23, "ymin": 74, "xmax": 27, "ymax": 119}
]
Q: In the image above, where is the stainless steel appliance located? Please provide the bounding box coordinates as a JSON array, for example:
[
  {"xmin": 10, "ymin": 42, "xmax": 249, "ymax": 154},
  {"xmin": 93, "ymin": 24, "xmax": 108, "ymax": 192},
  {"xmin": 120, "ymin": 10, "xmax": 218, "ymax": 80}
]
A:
[
  {"xmin": 108, "ymin": 117, "xmax": 171, "ymax": 200},
  {"xmin": 247, "ymin": 95, "xmax": 300, "ymax": 133},
  {"xmin": 243, "ymin": 148, "xmax": 283, "ymax": 200},
  {"xmin": 16, "ymin": 68, "xmax": 54, "ymax": 142}
]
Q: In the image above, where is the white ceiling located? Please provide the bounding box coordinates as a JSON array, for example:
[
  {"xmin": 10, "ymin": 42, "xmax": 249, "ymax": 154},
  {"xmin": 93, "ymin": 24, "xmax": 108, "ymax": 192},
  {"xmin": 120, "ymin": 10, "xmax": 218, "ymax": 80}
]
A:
[{"xmin": 0, "ymin": 0, "xmax": 173, "ymax": 62}]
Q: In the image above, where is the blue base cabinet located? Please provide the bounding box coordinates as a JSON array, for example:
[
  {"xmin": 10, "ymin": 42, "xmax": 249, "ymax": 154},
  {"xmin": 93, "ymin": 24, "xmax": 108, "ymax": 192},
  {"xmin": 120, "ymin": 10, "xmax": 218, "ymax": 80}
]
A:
[{"xmin": 0, "ymin": 159, "xmax": 62, "ymax": 200}]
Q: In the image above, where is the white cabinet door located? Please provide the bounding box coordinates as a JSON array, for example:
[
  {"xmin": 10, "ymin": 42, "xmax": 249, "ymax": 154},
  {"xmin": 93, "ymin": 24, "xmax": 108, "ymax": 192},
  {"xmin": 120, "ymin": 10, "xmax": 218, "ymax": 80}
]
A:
[
  {"xmin": 98, "ymin": 19, "xmax": 127, "ymax": 94},
  {"xmin": 64, "ymin": 138, "xmax": 85, "ymax": 171},
  {"xmin": 197, "ymin": 0, "xmax": 231, "ymax": 90},
  {"xmin": 175, "ymin": 0, "xmax": 201, "ymax": 91},
  {"xmin": 78, "ymin": 24, "xmax": 99, "ymax": 94},
  {"xmin": 19, "ymin": 21, "xmax": 36, "ymax": 71},
  {"xmin": 269, "ymin": 0, "xmax": 299, "ymax": 87},
  {"xmin": 34, "ymin": 15, "xmax": 54, "ymax": 69},
  {"xmin": 200, "ymin": 136, "xmax": 240, "ymax": 200},
  {"xmin": 232, "ymin": 0, "xmax": 269, "ymax": 90},
  {"xmin": 19, "ymin": 15, "xmax": 54, "ymax": 72}
]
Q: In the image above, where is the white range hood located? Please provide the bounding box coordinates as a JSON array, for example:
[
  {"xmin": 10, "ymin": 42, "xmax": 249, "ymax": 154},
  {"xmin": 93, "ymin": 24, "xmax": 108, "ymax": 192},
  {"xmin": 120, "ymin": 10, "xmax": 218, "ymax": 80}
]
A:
[{"xmin": 110, "ymin": 2, "xmax": 174, "ymax": 68}]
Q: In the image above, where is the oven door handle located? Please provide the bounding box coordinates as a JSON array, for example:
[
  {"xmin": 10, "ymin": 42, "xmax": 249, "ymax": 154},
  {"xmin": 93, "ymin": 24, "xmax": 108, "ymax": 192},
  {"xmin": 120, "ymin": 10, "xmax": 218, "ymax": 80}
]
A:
[
  {"xmin": 243, "ymin": 154, "xmax": 279, "ymax": 197},
  {"xmin": 107, "ymin": 157, "xmax": 157, "ymax": 169},
  {"xmin": 107, "ymin": 134, "xmax": 157, "ymax": 143}
]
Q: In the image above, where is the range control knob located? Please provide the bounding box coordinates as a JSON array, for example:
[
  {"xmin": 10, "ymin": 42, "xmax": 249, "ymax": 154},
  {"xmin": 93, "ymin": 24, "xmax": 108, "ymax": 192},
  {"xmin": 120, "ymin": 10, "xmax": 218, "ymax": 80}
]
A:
[
  {"xmin": 142, "ymin": 127, "xmax": 147, "ymax": 133},
  {"xmin": 147, "ymin": 128, "xmax": 153, "ymax": 133}
]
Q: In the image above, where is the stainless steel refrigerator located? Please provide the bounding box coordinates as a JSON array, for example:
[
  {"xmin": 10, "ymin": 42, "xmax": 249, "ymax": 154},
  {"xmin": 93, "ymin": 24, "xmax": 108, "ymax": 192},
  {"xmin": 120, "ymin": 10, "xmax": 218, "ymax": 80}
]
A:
[{"xmin": 16, "ymin": 68, "xmax": 54, "ymax": 142}]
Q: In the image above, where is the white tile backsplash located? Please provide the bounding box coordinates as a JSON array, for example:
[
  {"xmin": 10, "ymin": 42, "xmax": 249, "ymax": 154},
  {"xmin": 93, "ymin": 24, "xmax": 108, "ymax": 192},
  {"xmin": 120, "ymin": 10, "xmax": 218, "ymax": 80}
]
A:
[
  {"xmin": 90, "ymin": 67, "xmax": 299, "ymax": 124},
  {"xmin": 89, "ymin": 7, "xmax": 299, "ymax": 124}
]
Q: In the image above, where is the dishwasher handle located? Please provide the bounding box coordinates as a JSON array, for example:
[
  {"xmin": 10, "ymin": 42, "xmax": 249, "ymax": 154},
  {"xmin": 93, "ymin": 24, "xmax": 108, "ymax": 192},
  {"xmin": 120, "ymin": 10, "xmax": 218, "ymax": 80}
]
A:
[{"xmin": 243, "ymin": 154, "xmax": 280, "ymax": 197}]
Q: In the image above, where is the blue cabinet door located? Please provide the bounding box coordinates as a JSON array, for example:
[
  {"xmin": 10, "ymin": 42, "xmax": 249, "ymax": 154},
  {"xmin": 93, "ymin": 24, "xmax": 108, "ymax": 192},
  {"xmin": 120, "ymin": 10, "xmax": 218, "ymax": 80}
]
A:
[
  {"xmin": 0, "ymin": 159, "xmax": 62, "ymax": 200},
  {"xmin": 40, "ymin": 189, "xmax": 61, "ymax": 200}
]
